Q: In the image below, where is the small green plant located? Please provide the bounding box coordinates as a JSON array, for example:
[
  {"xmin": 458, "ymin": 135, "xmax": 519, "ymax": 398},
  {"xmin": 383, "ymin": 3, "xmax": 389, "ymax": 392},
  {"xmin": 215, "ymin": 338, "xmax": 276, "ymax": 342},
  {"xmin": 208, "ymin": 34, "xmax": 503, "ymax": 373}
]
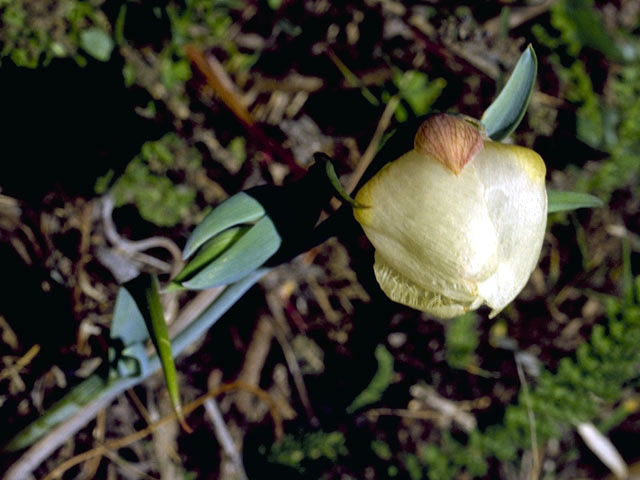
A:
[
  {"xmin": 122, "ymin": 0, "xmax": 253, "ymax": 110},
  {"xmin": 267, "ymin": 430, "xmax": 348, "ymax": 473},
  {"xmin": 101, "ymin": 133, "xmax": 202, "ymax": 227},
  {"xmin": 534, "ymin": 0, "xmax": 640, "ymax": 201},
  {"xmin": 414, "ymin": 266, "xmax": 640, "ymax": 479},
  {"xmin": 347, "ymin": 344, "xmax": 395, "ymax": 413},
  {"xmin": 445, "ymin": 313, "xmax": 479, "ymax": 369},
  {"xmin": 391, "ymin": 70, "xmax": 447, "ymax": 122},
  {"xmin": 0, "ymin": 0, "xmax": 113, "ymax": 67}
]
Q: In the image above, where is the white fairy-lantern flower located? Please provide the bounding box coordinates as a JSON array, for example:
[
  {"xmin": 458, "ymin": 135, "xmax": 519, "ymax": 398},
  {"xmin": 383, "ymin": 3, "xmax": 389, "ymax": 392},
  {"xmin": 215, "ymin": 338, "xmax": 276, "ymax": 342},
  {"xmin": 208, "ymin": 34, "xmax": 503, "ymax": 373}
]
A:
[{"xmin": 354, "ymin": 113, "xmax": 547, "ymax": 319}]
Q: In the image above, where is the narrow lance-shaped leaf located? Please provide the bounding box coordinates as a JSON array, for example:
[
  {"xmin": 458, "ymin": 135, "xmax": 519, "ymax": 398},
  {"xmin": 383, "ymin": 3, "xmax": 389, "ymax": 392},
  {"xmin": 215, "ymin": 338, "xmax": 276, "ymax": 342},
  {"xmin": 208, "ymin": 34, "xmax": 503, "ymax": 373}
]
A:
[
  {"xmin": 169, "ymin": 226, "xmax": 249, "ymax": 291},
  {"xmin": 481, "ymin": 45, "xmax": 537, "ymax": 141},
  {"xmin": 124, "ymin": 274, "xmax": 190, "ymax": 431},
  {"xmin": 547, "ymin": 189, "xmax": 604, "ymax": 213}
]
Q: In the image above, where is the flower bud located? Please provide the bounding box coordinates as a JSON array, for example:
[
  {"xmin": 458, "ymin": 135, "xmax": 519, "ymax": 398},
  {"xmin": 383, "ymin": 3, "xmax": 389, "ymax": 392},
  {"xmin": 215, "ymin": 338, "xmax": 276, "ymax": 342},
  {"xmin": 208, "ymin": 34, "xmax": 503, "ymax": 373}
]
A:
[{"xmin": 354, "ymin": 114, "xmax": 547, "ymax": 319}]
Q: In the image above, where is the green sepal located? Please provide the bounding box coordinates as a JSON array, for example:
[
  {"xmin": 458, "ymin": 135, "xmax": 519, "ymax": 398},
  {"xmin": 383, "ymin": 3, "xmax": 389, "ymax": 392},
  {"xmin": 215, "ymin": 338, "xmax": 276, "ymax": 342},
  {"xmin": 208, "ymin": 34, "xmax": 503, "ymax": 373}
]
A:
[
  {"xmin": 314, "ymin": 152, "xmax": 367, "ymax": 208},
  {"xmin": 124, "ymin": 274, "xmax": 183, "ymax": 422},
  {"xmin": 547, "ymin": 189, "xmax": 604, "ymax": 213},
  {"xmin": 183, "ymin": 192, "xmax": 265, "ymax": 259},
  {"xmin": 183, "ymin": 216, "xmax": 281, "ymax": 290},
  {"xmin": 481, "ymin": 45, "xmax": 537, "ymax": 141}
]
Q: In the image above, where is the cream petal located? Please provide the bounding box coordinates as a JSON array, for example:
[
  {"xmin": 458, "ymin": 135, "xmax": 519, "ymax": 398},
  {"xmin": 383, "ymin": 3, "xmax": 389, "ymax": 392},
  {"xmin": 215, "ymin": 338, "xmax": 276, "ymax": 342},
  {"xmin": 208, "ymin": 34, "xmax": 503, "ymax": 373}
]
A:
[{"xmin": 355, "ymin": 150, "xmax": 499, "ymax": 313}]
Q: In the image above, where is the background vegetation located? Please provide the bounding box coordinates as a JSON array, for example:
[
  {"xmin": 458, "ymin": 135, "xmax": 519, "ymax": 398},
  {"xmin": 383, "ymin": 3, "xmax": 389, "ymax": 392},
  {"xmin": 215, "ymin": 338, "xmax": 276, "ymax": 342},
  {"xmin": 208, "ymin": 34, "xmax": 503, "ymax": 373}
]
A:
[{"xmin": 1, "ymin": 0, "xmax": 640, "ymax": 478}]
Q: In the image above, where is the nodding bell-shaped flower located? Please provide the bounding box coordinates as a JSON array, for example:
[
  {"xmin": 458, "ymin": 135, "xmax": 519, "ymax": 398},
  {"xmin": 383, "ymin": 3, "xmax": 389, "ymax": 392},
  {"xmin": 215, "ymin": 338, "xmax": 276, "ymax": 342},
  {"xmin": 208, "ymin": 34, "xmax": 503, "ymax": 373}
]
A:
[{"xmin": 354, "ymin": 113, "xmax": 547, "ymax": 319}]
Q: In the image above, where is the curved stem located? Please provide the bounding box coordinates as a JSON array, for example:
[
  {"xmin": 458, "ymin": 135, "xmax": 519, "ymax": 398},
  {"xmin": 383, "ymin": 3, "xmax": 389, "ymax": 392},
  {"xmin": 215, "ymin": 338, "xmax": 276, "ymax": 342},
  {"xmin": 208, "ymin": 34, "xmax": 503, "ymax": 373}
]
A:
[{"xmin": 5, "ymin": 270, "xmax": 267, "ymax": 479}]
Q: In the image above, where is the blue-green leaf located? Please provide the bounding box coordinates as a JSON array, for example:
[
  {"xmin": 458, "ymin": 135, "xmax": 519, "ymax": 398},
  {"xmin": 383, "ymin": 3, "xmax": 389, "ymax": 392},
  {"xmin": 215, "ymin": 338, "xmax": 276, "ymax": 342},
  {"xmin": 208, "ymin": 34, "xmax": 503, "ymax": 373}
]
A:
[
  {"xmin": 183, "ymin": 216, "xmax": 281, "ymax": 290},
  {"xmin": 183, "ymin": 192, "xmax": 265, "ymax": 259},
  {"xmin": 110, "ymin": 286, "xmax": 149, "ymax": 346},
  {"xmin": 481, "ymin": 45, "xmax": 537, "ymax": 141},
  {"xmin": 547, "ymin": 189, "xmax": 604, "ymax": 213}
]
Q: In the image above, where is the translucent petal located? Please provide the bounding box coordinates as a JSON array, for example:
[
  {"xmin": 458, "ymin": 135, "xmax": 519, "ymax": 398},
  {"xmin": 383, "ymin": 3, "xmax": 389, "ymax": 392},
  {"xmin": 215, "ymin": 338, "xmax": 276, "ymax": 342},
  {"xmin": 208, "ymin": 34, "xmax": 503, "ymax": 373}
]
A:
[
  {"xmin": 472, "ymin": 142, "xmax": 547, "ymax": 316},
  {"xmin": 373, "ymin": 252, "xmax": 478, "ymax": 318}
]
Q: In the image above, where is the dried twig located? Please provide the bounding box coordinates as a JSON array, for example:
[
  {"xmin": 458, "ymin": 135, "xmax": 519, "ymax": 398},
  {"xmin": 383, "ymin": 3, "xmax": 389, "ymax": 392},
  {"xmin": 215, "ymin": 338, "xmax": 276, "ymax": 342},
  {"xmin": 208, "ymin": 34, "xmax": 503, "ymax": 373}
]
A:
[
  {"xmin": 101, "ymin": 196, "xmax": 183, "ymax": 279},
  {"xmin": 235, "ymin": 316, "xmax": 274, "ymax": 419},
  {"xmin": 78, "ymin": 408, "xmax": 107, "ymax": 480},
  {"xmin": 39, "ymin": 381, "xmax": 282, "ymax": 480},
  {"xmin": 0, "ymin": 344, "xmax": 40, "ymax": 382},
  {"xmin": 204, "ymin": 398, "xmax": 249, "ymax": 480},
  {"xmin": 266, "ymin": 292, "xmax": 318, "ymax": 426},
  {"xmin": 516, "ymin": 354, "xmax": 541, "ymax": 480},
  {"xmin": 483, "ymin": 0, "xmax": 559, "ymax": 34},
  {"xmin": 101, "ymin": 449, "xmax": 159, "ymax": 480},
  {"xmin": 345, "ymin": 95, "xmax": 401, "ymax": 194}
]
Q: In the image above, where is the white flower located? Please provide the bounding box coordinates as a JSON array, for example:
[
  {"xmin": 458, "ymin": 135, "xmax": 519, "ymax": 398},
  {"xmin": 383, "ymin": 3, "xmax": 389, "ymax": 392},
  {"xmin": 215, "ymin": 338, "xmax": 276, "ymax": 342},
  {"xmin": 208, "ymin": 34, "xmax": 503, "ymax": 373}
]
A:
[{"xmin": 354, "ymin": 114, "xmax": 547, "ymax": 319}]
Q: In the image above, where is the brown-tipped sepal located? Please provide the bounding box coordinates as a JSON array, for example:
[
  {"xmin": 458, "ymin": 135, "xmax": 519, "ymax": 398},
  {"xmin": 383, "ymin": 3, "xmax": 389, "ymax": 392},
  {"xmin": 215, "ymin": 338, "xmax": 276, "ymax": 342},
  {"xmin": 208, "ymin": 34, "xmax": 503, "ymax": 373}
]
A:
[{"xmin": 414, "ymin": 114, "xmax": 484, "ymax": 174}]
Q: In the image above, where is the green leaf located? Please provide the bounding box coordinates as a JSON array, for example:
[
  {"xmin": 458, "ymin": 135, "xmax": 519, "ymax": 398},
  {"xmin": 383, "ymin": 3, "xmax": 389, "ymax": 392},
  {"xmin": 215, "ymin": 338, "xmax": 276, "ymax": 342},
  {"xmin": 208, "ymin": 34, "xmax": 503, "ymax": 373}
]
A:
[
  {"xmin": 547, "ymin": 189, "xmax": 604, "ymax": 213},
  {"xmin": 183, "ymin": 192, "xmax": 265, "ymax": 259},
  {"xmin": 445, "ymin": 313, "xmax": 479, "ymax": 369},
  {"xmin": 80, "ymin": 27, "xmax": 114, "ymax": 62},
  {"xmin": 481, "ymin": 45, "xmax": 537, "ymax": 141},
  {"xmin": 183, "ymin": 216, "xmax": 281, "ymax": 289},
  {"xmin": 124, "ymin": 274, "xmax": 185, "ymax": 426}
]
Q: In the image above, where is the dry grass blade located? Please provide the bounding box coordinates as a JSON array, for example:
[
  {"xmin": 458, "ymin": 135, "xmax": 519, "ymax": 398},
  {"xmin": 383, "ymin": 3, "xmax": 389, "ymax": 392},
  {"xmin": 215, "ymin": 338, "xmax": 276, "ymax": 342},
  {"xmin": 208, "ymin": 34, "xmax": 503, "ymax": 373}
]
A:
[
  {"xmin": 345, "ymin": 95, "xmax": 401, "ymax": 195},
  {"xmin": 185, "ymin": 44, "xmax": 305, "ymax": 178},
  {"xmin": 516, "ymin": 354, "xmax": 541, "ymax": 480},
  {"xmin": 265, "ymin": 292, "xmax": 318, "ymax": 426},
  {"xmin": 185, "ymin": 44, "xmax": 254, "ymax": 127}
]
